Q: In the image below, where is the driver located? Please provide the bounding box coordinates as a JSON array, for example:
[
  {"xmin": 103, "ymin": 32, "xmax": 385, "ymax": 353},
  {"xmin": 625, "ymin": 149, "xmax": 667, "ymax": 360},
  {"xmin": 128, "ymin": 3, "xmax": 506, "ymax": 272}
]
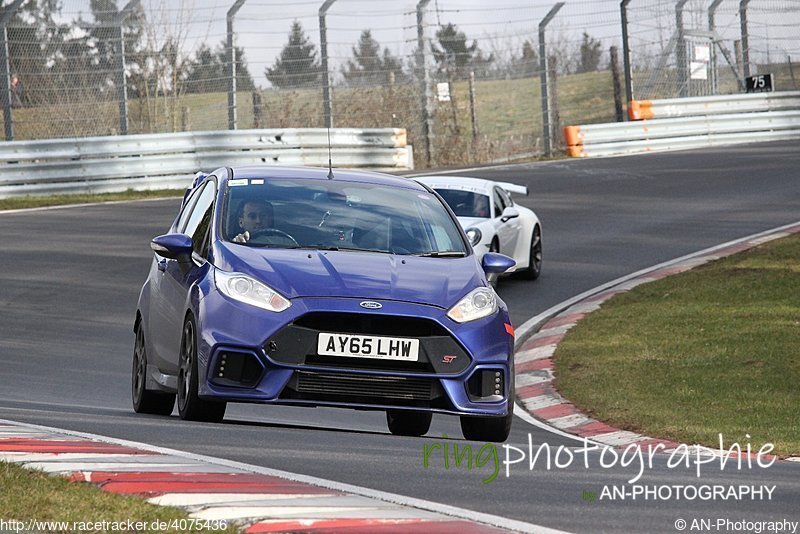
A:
[{"xmin": 233, "ymin": 200, "xmax": 274, "ymax": 243}]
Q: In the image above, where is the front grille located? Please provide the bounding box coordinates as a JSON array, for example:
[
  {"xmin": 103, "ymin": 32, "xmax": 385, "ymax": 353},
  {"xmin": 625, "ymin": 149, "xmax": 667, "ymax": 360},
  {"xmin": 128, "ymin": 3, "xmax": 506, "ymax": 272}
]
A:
[
  {"xmin": 295, "ymin": 371, "xmax": 434, "ymax": 401},
  {"xmin": 279, "ymin": 370, "xmax": 449, "ymax": 408}
]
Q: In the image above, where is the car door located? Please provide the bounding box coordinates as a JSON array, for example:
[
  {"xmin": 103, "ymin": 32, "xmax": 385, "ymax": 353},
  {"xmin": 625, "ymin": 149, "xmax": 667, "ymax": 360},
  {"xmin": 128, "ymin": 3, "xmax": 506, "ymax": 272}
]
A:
[
  {"xmin": 149, "ymin": 181, "xmax": 216, "ymax": 372},
  {"xmin": 492, "ymin": 187, "xmax": 519, "ymax": 255}
]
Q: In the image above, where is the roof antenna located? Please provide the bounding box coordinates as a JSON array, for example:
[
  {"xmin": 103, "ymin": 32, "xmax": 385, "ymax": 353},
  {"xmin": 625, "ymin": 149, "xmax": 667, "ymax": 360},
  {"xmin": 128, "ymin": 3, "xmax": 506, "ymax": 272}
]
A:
[{"xmin": 326, "ymin": 125, "xmax": 334, "ymax": 179}]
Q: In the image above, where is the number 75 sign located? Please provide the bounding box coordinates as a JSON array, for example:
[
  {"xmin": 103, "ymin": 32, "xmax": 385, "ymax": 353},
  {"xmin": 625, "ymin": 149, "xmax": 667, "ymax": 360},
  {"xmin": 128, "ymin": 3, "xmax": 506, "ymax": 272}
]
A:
[{"xmin": 746, "ymin": 73, "xmax": 774, "ymax": 93}]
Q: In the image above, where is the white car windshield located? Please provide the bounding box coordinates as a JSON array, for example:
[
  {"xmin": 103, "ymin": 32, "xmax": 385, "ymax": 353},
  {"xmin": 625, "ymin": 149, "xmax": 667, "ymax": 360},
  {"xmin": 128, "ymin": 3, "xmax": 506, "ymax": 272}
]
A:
[
  {"xmin": 223, "ymin": 178, "xmax": 468, "ymax": 256},
  {"xmin": 434, "ymin": 189, "xmax": 490, "ymax": 219}
]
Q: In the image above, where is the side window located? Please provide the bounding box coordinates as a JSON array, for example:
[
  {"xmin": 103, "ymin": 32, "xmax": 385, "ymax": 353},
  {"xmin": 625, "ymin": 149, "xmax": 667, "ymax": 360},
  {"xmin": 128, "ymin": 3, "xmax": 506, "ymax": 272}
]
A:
[
  {"xmin": 175, "ymin": 190, "xmax": 201, "ymax": 232},
  {"xmin": 498, "ymin": 188, "xmax": 513, "ymax": 207},
  {"xmin": 182, "ymin": 182, "xmax": 216, "ymax": 257},
  {"xmin": 493, "ymin": 188, "xmax": 506, "ymax": 218}
]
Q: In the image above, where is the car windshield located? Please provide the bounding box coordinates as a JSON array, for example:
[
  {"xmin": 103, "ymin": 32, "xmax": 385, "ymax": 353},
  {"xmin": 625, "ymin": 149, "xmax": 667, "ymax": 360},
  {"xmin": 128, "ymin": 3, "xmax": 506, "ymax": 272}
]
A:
[
  {"xmin": 434, "ymin": 189, "xmax": 490, "ymax": 219},
  {"xmin": 222, "ymin": 178, "xmax": 468, "ymax": 256}
]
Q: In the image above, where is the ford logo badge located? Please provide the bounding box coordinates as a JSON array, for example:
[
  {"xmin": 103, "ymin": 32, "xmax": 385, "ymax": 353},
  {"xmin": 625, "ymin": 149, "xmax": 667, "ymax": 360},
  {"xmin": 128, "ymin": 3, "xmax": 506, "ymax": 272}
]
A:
[{"xmin": 360, "ymin": 301, "xmax": 382, "ymax": 310}]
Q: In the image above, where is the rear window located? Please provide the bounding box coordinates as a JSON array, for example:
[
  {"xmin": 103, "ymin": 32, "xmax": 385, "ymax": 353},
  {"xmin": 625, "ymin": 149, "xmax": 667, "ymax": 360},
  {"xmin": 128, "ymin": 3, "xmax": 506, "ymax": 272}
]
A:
[{"xmin": 434, "ymin": 189, "xmax": 490, "ymax": 219}]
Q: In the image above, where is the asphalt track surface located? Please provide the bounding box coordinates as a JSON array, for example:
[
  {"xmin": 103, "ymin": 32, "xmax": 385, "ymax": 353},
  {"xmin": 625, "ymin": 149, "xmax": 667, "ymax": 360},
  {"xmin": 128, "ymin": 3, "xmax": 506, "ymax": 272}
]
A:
[{"xmin": 1, "ymin": 141, "xmax": 799, "ymax": 533}]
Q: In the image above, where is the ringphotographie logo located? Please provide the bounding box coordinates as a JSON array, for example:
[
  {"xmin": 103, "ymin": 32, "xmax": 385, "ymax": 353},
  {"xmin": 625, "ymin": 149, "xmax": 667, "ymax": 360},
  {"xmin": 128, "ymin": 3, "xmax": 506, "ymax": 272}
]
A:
[{"xmin": 422, "ymin": 432, "xmax": 778, "ymax": 499}]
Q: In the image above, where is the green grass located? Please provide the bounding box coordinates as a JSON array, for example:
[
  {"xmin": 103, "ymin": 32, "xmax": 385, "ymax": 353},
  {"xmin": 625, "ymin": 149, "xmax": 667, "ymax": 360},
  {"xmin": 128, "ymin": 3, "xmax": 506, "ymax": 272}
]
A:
[
  {"xmin": 0, "ymin": 461, "xmax": 241, "ymax": 533},
  {"xmin": 553, "ymin": 233, "xmax": 800, "ymax": 456},
  {"xmin": 0, "ymin": 189, "xmax": 183, "ymax": 211}
]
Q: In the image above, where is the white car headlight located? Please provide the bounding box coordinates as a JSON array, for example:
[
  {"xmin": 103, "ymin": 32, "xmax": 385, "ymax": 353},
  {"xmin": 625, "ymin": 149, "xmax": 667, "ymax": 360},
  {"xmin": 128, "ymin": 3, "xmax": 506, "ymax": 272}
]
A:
[
  {"xmin": 214, "ymin": 269, "xmax": 291, "ymax": 312},
  {"xmin": 447, "ymin": 287, "xmax": 498, "ymax": 323},
  {"xmin": 465, "ymin": 228, "xmax": 482, "ymax": 246}
]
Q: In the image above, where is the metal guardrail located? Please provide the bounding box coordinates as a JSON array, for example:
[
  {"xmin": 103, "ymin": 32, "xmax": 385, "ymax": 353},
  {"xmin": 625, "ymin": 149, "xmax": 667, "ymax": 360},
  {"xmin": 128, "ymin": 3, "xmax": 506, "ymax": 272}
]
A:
[
  {"xmin": 0, "ymin": 128, "xmax": 413, "ymax": 198},
  {"xmin": 628, "ymin": 91, "xmax": 800, "ymax": 120},
  {"xmin": 564, "ymin": 92, "xmax": 800, "ymax": 158}
]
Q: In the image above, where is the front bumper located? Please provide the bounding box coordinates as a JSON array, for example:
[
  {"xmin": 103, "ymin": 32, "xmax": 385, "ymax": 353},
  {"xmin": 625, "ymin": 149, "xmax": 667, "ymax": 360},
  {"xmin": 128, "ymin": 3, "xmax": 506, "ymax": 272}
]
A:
[{"xmin": 195, "ymin": 293, "xmax": 514, "ymax": 416}]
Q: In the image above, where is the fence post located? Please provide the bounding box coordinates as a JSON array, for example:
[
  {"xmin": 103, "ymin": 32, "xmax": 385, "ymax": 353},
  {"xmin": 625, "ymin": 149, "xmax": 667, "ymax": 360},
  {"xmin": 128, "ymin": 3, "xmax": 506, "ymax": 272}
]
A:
[
  {"xmin": 416, "ymin": 0, "xmax": 434, "ymax": 167},
  {"xmin": 180, "ymin": 106, "xmax": 190, "ymax": 131},
  {"xmin": 469, "ymin": 71, "xmax": 479, "ymax": 141},
  {"xmin": 114, "ymin": 0, "xmax": 141, "ymax": 136},
  {"xmin": 610, "ymin": 46, "xmax": 624, "ymax": 122},
  {"xmin": 739, "ymin": 0, "xmax": 751, "ymax": 78},
  {"xmin": 319, "ymin": 0, "xmax": 337, "ymax": 129},
  {"xmin": 620, "ymin": 0, "xmax": 633, "ymax": 112},
  {"xmin": 548, "ymin": 55, "xmax": 561, "ymax": 148},
  {"xmin": 227, "ymin": 0, "xmax": 246, "ymax": 130},
  {"xmin": 707, "ymin": 0, "xmax": 724, "ymax": 95},
  {"xmin": 252, "ymin": 90, "xmax": 264, "ymax": 128},
  {"xmin": 539, "ymin": 2, "xmax": 564, "ymax": 158},
  {"xmin": 675, "ymin": 0, "xmax": 690, "ymax": 97},
  {"xmin": 1, "ymin": 0, "xmax": 26, "ymax": 141}
]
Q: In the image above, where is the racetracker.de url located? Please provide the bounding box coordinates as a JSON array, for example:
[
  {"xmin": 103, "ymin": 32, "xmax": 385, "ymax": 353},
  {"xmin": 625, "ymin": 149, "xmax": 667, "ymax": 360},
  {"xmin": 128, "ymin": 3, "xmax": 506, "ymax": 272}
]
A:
[{"xmin": 0, "ymin": 518, "xmax": 228, "ymax": 532}]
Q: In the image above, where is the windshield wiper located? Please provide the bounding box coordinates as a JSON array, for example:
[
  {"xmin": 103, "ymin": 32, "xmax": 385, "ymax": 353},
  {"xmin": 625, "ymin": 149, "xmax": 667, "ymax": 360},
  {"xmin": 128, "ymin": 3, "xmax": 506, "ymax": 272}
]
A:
[{"xmin": 414, "ymin": 251, "xmax": 466, "ymax": 257}]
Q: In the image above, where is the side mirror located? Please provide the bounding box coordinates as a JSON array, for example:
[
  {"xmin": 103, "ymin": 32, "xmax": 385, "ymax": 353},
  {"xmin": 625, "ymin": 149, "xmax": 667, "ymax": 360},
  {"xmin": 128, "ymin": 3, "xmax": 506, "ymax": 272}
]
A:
[
  {"xmin": 151, "ymin": 233, "xmax": 193, "ymax": 263},
  {"xmin": 482, "ymin": 252, "xmax": 516, "ymax": 275},
  {"xmin": 500, "ymin": 207, "xmax": 519, "ymax": 223}
]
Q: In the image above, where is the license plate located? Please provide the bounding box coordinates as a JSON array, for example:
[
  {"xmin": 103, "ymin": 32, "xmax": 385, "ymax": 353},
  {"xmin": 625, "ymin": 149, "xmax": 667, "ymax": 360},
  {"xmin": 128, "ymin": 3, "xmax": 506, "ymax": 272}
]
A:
[{"xmin": 317, "ymin": 333, "xmax": 419, "ymax": 361}]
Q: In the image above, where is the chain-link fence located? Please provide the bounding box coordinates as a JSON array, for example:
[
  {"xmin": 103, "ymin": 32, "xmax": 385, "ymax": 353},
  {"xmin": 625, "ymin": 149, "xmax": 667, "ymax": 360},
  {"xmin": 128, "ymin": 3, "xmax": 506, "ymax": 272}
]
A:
[
  {"xmin": 1, "ymin": 0, "xmax": 798, "ymax": 168},
  {"xmin": 626, "ymin": 0, "xmax": 800, "ymax": 100}
]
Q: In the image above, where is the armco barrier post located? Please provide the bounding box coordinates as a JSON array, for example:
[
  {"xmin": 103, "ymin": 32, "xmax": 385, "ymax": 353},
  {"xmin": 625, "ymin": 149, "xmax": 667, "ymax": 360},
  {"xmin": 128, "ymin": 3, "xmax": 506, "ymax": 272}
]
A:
[
  {"xmin": 416, "ymin": 0, "xmax": 434, "ymax": 167},
  {"xmin": 620, "ymin": 0, "xmax": 633, "ymax": 110},
  {"xmin": 0, "ymin": 0, "xmax": 25, "ymax": 141},
  {"xmin": 115, "ymin": 0, "xmax": 141, "ymax": 136},
  {"xmin": 610, "ymin": 46, "xmax": 624, "ymax": 122},
  {"xmin": 539, "ymin": 2, "xmax": 565, "ymax": 158},
  {"xmin": 227, "ymin": 0, "xmax": 247, "ymax": 130},
  {"xmin": 708, "ymin": 0, "xmax": 724, "ymax": 95},
  {"xmin": 675, "ymin": 0, "xmax": 690, "ymax": 98},
  {"xmin": 740, "ymin": 0, "xmax": 751, "ymax": 78},
  {"xmin": 319, "ymin": 0, "xmax": 338, "ymax": 129}
]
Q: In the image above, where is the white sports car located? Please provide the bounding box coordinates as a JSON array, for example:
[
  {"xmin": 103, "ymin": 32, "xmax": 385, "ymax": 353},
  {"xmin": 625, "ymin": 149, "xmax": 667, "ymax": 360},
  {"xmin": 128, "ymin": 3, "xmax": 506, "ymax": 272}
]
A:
[{"xmin": 414, "ymin": 175, "xmax": 542, "ymax": 283}]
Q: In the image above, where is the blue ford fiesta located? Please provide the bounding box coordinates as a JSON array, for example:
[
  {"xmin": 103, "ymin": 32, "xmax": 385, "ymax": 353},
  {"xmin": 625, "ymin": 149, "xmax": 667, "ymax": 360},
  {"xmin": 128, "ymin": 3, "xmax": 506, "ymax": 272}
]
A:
[{"xmin": 132, "ymin": 166, "xmax": 517, "ymax": 442}]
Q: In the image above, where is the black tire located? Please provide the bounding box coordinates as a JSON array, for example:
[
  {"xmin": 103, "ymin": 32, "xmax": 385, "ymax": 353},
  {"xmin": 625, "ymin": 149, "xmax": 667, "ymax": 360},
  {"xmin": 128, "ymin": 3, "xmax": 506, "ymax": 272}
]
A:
[
  {"xmin": 132, "ymin": 322, "xmax": 175, "ymax": 415},
  {"xmin": 386, "ymin": 410, "xmax": 432, "ymax": 437},
  {"xmin": 177, "ymin": 316, "xmax": 226, "ymax": 423},
  {"xmin": 460, "ymin": 410, "xmax": 513, "ymax": 443},
  {"xmin": 519, "ymin": 225, "xmax": 542, "ymax": 280}
]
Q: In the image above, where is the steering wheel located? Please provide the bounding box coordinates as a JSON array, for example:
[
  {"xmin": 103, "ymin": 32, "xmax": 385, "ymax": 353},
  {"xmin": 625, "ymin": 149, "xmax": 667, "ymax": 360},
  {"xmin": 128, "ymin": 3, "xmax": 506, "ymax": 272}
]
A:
[{"xmin": 250, "ymin": 228, "xmax": 300, "ymax": 247}]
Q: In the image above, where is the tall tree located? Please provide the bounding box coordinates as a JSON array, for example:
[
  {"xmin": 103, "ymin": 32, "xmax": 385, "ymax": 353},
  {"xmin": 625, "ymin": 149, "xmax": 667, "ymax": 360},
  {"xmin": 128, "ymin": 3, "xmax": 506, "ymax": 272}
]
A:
[
  {"xmin": 183, "ymin": 44, "xmax": 221, "ymax": 93},
  {"xmin": 431, "ymin": 23, "xmax": 491, "ymax": 79},
  {"xmin": 512, "ymin": 40, "xmax": 539, "ymax": 78},
  {"xmin": 184, "ymin": 42, "xmax": 255, "ymax": 93},
  {"xmin": 6, "ymin": 0, "xmax": 67, "ymax": 105},
  {"xmin": 342, "ymin": 30, "xmax": 404, "ymax": 86},
  {"xmin": 81, "ymin": 0, "xmax": 147, "ymax": 97},
  {"xmin": 577, "ymin": 31, "xmax": 603, "ymax": 73},
  {"xmin": 265, "ymin": 21, "xmax": 319, "ymax": 89}
]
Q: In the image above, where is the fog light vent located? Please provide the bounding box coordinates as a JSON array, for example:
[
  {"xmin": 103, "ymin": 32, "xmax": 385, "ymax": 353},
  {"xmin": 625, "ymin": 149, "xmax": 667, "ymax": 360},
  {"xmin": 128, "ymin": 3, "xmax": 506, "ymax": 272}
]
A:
[
  {"xmin": 466, "ymin": 369, "xmax": 504, "ymax": 401},
  {"xmin": 211, "ymin": 350, "xmax": 264, "ymax": 388}
]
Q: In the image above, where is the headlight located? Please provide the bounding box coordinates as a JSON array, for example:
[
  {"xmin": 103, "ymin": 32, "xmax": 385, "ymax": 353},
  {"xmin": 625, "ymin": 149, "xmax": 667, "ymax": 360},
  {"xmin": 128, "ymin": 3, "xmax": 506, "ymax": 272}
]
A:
[
  {"xmin": 465, "ymin": 228, "xmax": 482, "ymax": 246},
  {"xmin": 447, "ymin": 287, "xmax": 498, "ymax": 323},
  {"xmin": 214, "ymin": 269, "xmax": 291, "ymax": 312}
]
